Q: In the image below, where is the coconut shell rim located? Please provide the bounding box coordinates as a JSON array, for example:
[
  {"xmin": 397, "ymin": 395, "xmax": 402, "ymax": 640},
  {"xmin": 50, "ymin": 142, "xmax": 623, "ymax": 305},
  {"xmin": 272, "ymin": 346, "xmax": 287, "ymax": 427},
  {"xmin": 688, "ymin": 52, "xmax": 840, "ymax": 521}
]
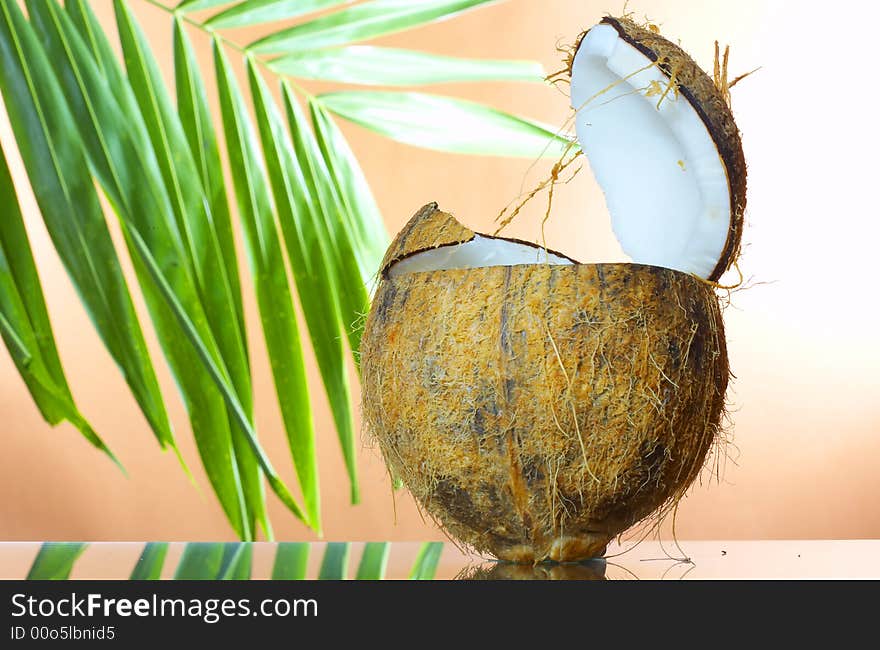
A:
[
  {"xmin": 382, "ymin": 211, "xmax": 717, "ymax": 287},
  {"xmin": 387, "ymin": 257, "xmax": 718, "ymax": 285},
  {"xmin": 381, "ymin": 230, "xmax": 583, "ymax": 278}
]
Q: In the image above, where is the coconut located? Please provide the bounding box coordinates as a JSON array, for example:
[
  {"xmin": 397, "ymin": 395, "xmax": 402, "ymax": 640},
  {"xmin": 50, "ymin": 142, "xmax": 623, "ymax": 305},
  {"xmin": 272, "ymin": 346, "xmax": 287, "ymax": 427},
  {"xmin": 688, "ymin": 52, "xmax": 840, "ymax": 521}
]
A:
[
  {"xmin": 360, "ymin": 15, "xmax": 744, "ymax": 563},
  {"xmin": 361, "ymin": 205, "xmax": 729, "ymax": 562}
]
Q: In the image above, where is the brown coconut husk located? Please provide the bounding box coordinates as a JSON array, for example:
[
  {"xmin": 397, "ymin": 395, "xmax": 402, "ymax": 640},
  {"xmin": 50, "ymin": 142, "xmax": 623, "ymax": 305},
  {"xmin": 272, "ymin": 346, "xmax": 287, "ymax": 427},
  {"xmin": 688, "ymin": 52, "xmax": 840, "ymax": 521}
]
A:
[
  {"xmin": 566, "ymin": 16, "xmax": 747, "ymax": 281},
  {"xmin": 361, "ymin": 204, "xmax": 729, "ymax": 563}
]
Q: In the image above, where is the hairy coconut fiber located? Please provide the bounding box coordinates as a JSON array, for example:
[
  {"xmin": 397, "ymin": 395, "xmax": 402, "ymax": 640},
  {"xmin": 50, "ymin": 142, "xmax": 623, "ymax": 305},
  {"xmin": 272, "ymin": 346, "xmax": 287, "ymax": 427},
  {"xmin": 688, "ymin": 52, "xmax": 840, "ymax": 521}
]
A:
[
  {"xmin": 361, "ymin": 204, "xmax": 729, "ymax": 563},
  {"xmin": 571, "ymin": 16, "xmax": 747, "ymax": 280}
]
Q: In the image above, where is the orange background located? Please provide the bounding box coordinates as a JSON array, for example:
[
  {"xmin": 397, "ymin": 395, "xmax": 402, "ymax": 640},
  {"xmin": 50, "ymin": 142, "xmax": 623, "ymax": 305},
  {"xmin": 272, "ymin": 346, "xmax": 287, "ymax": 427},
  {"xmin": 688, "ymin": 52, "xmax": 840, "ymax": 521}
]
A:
[{"xmin": 1, "ymin": 0, "xmax": 878, "ymax": 543}]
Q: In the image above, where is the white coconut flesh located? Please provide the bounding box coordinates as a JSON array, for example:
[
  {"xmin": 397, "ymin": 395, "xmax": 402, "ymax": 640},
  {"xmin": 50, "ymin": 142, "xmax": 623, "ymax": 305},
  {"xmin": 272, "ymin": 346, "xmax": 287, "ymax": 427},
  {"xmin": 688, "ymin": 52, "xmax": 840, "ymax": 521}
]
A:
[
  {"xmin": 388, "ymin": 234, "xmax": 572, "ymax": 278},
  {"xmin": 570, "ymin": 23, "xmax": 731, "ymax": 280}
]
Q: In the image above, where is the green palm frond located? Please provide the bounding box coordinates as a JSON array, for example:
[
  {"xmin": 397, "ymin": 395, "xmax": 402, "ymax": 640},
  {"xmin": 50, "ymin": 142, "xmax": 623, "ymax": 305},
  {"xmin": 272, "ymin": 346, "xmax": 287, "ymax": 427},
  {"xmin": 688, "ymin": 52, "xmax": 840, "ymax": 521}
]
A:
[
  {"xmin": 0, "ymin": 0, "xmax": 568, "ymax": 539},
  {"xmin": 247, "ymin": 0, "xmax": 501, "ymax": 53},
  {"xmin": 0, "ymin": 143, "xmax": 117, "ymax": 465},
  {"xmin": 0, "ymin": 4, "xmax": 173, "ymax": 467},
  {"xmin": 270, "ymin": 46, "xmax": 546, "ymax": 86}
]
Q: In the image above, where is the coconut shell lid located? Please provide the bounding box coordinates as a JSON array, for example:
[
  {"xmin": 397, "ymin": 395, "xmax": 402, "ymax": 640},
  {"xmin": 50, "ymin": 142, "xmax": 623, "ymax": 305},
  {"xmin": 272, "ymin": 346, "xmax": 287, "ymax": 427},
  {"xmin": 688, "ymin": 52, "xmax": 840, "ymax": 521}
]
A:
[{"xmin": 574, "ymin": 16, "xmax": 747, "ymax": 280}]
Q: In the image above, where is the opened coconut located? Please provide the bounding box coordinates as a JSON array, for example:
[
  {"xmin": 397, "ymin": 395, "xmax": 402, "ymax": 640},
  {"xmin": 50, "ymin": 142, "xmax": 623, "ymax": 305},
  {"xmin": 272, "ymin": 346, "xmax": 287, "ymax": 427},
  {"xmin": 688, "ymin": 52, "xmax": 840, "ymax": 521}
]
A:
[{"xmin": 361, "ymin": 15, "xmax": 745, "ymax": 563}]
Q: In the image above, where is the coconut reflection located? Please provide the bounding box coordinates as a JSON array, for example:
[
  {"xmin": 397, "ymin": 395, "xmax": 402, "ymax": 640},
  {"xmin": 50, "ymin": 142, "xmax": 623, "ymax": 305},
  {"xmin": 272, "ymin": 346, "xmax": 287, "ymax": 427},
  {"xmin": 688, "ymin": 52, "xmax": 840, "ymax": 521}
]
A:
[{"xmin": 458, "ymin": 559, "xmax": 608, "ymax": 581}]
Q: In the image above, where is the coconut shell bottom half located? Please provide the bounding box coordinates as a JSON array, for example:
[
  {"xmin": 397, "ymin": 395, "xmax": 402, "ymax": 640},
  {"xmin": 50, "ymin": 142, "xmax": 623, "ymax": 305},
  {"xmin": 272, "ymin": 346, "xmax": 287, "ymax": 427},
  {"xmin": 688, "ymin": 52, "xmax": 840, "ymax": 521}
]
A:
[{"xmin": 361, "ymin": 208, "xmax": 729, "ymax": 563}]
